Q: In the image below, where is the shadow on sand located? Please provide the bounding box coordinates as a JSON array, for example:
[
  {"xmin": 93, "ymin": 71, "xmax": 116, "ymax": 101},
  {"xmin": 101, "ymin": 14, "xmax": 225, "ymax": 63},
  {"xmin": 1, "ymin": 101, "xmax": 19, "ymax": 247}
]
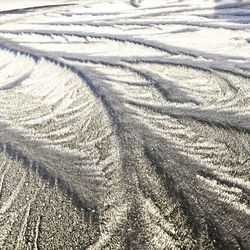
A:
[{"xmin": 213, "ymin": 0, "xmax": 250, "ymax": 23}]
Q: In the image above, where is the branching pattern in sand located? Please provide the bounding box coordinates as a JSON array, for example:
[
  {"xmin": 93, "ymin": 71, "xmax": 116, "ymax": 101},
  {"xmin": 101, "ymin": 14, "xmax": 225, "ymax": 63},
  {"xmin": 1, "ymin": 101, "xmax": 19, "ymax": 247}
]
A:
[{"xmin": 0, "ymin": 0, "xmax": 249, "ymax": 249}]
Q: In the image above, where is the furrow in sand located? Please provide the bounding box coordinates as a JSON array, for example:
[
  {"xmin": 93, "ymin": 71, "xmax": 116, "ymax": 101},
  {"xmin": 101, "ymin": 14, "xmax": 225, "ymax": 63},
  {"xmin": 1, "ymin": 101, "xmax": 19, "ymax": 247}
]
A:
[
  {"xmin": 0, "ymin": 29, "xmax": 224, "ymax": 60},
  {"xmin": 0, "ymin": 173, "xmax": 26, "ymax": 215}
]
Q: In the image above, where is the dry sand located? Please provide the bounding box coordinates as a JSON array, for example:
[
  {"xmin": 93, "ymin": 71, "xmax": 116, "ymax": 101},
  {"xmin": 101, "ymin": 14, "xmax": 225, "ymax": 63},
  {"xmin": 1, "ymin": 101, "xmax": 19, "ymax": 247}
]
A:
[{"xmin": 0, "ymin": 0, "xmax": 249, "ymax": 249}]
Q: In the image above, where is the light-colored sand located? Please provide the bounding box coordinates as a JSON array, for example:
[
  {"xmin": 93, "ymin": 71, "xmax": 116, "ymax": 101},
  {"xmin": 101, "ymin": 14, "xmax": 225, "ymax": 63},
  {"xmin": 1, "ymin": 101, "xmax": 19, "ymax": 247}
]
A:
[{"xmin": 0, "ymin": 0, "xmax": 249, "ymax": 249}]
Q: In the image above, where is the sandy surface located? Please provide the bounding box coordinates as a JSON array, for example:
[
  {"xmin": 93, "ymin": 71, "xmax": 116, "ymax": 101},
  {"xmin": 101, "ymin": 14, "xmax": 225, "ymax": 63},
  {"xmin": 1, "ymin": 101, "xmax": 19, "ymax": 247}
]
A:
[{"xmin": 0, "ymin": 0, "xmax": 249, "ymax": 249}]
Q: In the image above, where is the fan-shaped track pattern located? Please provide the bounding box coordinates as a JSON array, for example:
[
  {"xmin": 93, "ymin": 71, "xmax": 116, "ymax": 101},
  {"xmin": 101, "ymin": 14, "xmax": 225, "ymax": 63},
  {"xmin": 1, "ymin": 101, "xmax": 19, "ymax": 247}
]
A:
[{"xmin": 0, "ymin": 0, "xmax": 249, "ymax": 249}]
